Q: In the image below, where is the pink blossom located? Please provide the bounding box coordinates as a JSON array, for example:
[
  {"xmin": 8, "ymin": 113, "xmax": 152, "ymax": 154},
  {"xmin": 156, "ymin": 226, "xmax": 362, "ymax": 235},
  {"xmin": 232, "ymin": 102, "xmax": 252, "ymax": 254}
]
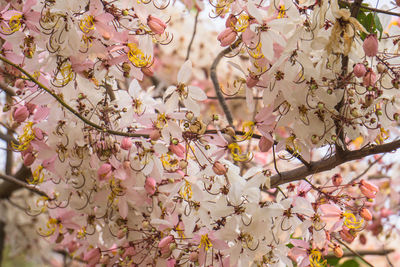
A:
[
  {"xmin": 362, "ymin": 69, "xmax": 377, "ymax": 87},
  {"xmin": 363, "ymin": 34, "xmax": 378, "ymax": 57},
  {"xmin": 360, "ymin": 208, "xmax": 372, "ymax": 221},
  {"xmin": 120, "ymin": 137, "xmax": 132, "ymax": 150},
  {"xmin": 332, "ymin": 174, "xmax": 342, "ymax": 187},
  {"xmin": 97, "ymin": 163, "xmax": 112, "ymax": 181},
  {"xmin": 23, "ymin": 153, "xmax": 35, "ymax": 166},
  {"xmin": 13, "ymin": 106, "xmax": 29, "ymax": 122},
  {"xmin": 158, "ymin": 235, "xmax": 174, "ymax": 255},
  {"xmin": 212, "ymin": 161, "xmax": 227, "ymax": 175},
  {"xmin": 147, "ymin": 15, "xmax": 166, "ymax": 34},
  {"xmin": 145, "ymin": 177, "xmax": 156, "ymax": 195},
  {"xmin": 83, "ymin": 248, "xmax": 101, "ymax": 267},
  {"xmin": 258, "ymin": 136, "xmax": 273, "ymax": 152},
  {"xmin": 217, "ymin": 28, "xmax": 237, "ymax": 47},
  {"xmin": 169, "ymin": 143, "xmax": 185, "ymax": 158},
  {"xmin": 353, "ymin": 63, "xmax": 366, "ymax": 78},
  {"xmin": 319, "ymin": 204, "xmax": 342, "ymax": 222}
]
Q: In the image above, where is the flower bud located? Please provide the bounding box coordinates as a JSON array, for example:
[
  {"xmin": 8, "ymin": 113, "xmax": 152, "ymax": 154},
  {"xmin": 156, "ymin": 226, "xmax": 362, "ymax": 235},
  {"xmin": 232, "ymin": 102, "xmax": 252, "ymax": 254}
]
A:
[
  {"xmin": 364, "ymin": 93, "xmax": 374, "ymax": 107},
  {"xmin": 13, "ymin": 106, "xmax": 29, "ymax": 123},
  {"xmin": 169, "ymin": 143, "xmax": 185, "ymax": 158},
  {"xmin": 259, "ymin": 136, "xmax": 273, "ymax": 152},
  {"xmin": 225, "ymin": 126, "xmax": 235, "ymax": 137},
  {"xmin": 25, "ymin": 103, "xmax": 36, "ymax": 114},
  {"xmin": 189, "ymin": 252, "xmax": 198, "ymax": 262},
  {"xmin": 359, "ymin": 233, "xmax": 367, "ymax": 245},
  {"xmin": 332, "ymin": 173, "xmax": 342, "ymax": 187},
  {"xmin": 23, "ymin": 153, "xmax": 35, "ymax": 166},
  {"xmin": 97, "ymin": 163, "xmax": 112, "ymax": 181},
  {"xmin": 217, "ymin": 28, "xmax": 237, "ymax": 47},
  {"xmin": 158, "ymin": 235, "xmax": 174, "ymax": 254},
  {"xmin": 147, "ymin": 15, "xmax": 166, "ymax": 34},
  {"xmin": 363, "ymin": 69, "xmax": 377, "ymax": 87},
  {"xmin": 333, "ymin": 245, "xmax": 343, "ymax": 258},
  {"xmin": 360, "ymin": 185, "xmax": 376, "ymax": 199},
  {"xmin": 380, "ymin": 208, "xmax": 392, "ymax": 218},
  {"xmin": 360, "ymin": 208, "xmax": 372, "ymax": 221},
  {"xmin": 141, "ymin": 66, "xmax": 154, "ymax": 77},
  {"xmin": 246, "ymin": 74, "xmax": 259, "ymax": 88},
  {"xmin": 212, "ymin": 161, "xmax": 227, "ymax": 175},
  {"xmin": 353, "ymin": 63, "xmax": 366, "ymax": 78},
  {"xmin": 363, "ymin": 34, "xmax": 378, "ymax": 57},
  {"xmin": 120, "ymin": 137, "xmax": 132, "ymax": 150},
  {"xmin": 145, "ymin": 177, "xmax": 156, "ymax": 195},
  {"xmin": 83, "ymin": 248, "xmax": 101, "ymax": 266},
  {"xmin": 339, "ymin": 228, "xmax": 355, "ymax": 243},
  {"xmin": 150, "ymin": 129, "xmax": 160, "ymax": 141},
  {"xmin": 377, "ymin": 62, "xmax": 385, "ymax": 73}
]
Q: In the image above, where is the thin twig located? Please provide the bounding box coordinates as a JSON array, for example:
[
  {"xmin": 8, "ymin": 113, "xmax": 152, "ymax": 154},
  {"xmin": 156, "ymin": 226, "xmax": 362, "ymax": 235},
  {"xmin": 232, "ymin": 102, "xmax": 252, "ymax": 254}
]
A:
[
  {"xmin": 339, "ymin": 0, "xmax": 400, "ymax": 17},
  {"xmin": 349, "ymin": 153, "xmax": 385, "ymax": 183},
  {"xmin": 210, "ymin": 39, "xmax": 241, "ymax": 127},
  {"xmin": 335, "ymin": 238, "xmax": 374, "ymax": 267},
  {"xmin": 185, "ymin": 10, "xmax": 199, "ymax": 61},
  {"xmin": 0, "ymin": 172, "xmax": 48, "ymax": 197},
  {"xmin": 326, "ymin": 248, "xmax": 394, "ymax": 258}
]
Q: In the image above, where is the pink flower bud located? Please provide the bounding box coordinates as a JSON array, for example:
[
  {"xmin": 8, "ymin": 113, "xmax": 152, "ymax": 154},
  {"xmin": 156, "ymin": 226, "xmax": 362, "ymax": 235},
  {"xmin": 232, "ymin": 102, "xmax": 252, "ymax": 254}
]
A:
[
  {"xmin": 363, "ymin": 34, "xmax": 378, "ymax": 57},
  {"xmin": 189, "ymin": 252, "xmax": 198, "ymax": 262},
  {"xmin": 333, "ymin": 245, "xmax": 343, "ymax": 258},
  {"xmin": 97, "ymin": 163, "xmax": 112, "ymax": 181},
  {"xmin": 120, "ymin": 137, "xmax": 132, "ymax": 150},
  {"xmin": 217, "ymin": 28, "xmax": 237, "ymax": 47},
  {"xmin": 169, "ymin": 143, "xmax": 185, "ymax": 158},
  {"xmin": 339, "ymin": 228, "xmax": 355, "ymax": 243},
  {"xmin": 147, "ymin": 15, "xmax": 166, "ymax": 34},
  {"xmin": 360, "ymin": 179, "xmax": 378, "ymax": 192},
  {"xmin": 259, "ymin": 136, "xmax": 273, "ymax": 152},
  {"xmin": 83, "ymin": 248, "xmax": 101, "ymax": 266},
  {"xmin": 33, "ymin": 127, "xmax": 44, "ymax": 140},
  {"xmin": 158, "ymin": 235, "xmax": 174, "ymax": 254},
  {"xmin": 353, "ymin": 63, "xmax": 366, "ymax": 78},
  {"xmin": 332, "ymin": 173, "xmax": 342, "ymax": 187},
  {"xmin": 363, "ymin": 69, "xmax": 377, "ymax": 87},
  {"xmin": 150, "ymin": 129, "xmax": 160, "ymax": 141},
  {"xmin": 23, "ymin": 153, "xmax": 35, "ymax": 166},
  {"xmin": 380, "ymin": 208, "xmax": 392, "ymax": 218},
  {"xmin": 145, "ymin": 177, "xmax": 156, "ymax": 195},
  {"xmin": 212, "ymin": 161, "xmax": 227, "ymax": 175},
  {"xmin": 25, "ymin": 103, "xmax": 36, "ymax": 114},
  {"xmin": 13, "ymin": 106, "xmax": 29, "ymax": 122},
  {"xmin": 360, "ymin": 208, "xmax": 372, "ymax": 221},
  {"xmin": 360, "ymin": 185, "xmax": 376, "ymax": 199}
]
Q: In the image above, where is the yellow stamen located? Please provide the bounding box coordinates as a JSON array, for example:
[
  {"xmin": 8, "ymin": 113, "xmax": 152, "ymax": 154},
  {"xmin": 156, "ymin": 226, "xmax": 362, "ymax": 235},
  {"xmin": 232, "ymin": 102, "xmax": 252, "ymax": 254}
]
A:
[
  {"xmin": 309, "ymin": 249, "xmax": 327, "ymax": 267},
  {"xmin": 199, "ymin": 234, "xmax": 213, "ymax": 251},
  {"xmin": 236, "ymin": 121, "xmax": 255, "ymax": 141},
  {"xmin": 29, "ymin": 165, "xmax": 44, "ymax": 185},
  {"xmin": 234, "ymin": 14, "xmax": 249, "ymax": 33},
  {"xmin": 11, "ymin": 122, "xmax": 35, "ymax": 151},
  {"xmin": 54, "ymin": 61, "xmax": 74, "ymax": 86},
  {"xmin": 180, "ymin": 179, "xmax": 193, "ymax": 200},
  {"xmin": 248, "ymin": 42, "xmax": 264, "ymax": 59},
  {"xmin": 127, "ymin": 43, "xmax": 152, "ymax": 68},
  {"xmin": 375, "ymin": 127, "xmax": 389, "ymax": 145},
  {"xmin": 277, "ymin": 5, "xmax": 286, "ymax": 19},
  {"xmin": 79, "ymin": 15, "xmax": 95, "ymax": 33},
  {"xmin": 1, "ymin": 14, "xmax": 22, "ymax": 34},
  {"xmin": 161, "ymin": 154, "xmax": 179, "ymax": 168},
  {"xmin": 228, "ymin": 143, "xmax": 251, "ymax": 162},
  {"xmin": 343, "ymin": 211, "xmax": 364, "ymax": 229},
  {"xmin": 38, "ymin": 217, "xmax": 62, "ymax": 236}
]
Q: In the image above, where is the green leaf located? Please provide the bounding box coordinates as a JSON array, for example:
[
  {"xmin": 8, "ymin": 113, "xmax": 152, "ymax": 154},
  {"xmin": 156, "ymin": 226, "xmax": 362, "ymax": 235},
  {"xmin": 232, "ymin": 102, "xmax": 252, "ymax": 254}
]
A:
[
  {"xmin": 327, "ymin": 257, "xmax": 340, "ymax": 266},
  {"xmin": 374, "ymin": 15, "xmax": 383, "ymax": 39},
  {"xmin": 340, "ymin": 259, "xmax": 360, "ymax": 267}
]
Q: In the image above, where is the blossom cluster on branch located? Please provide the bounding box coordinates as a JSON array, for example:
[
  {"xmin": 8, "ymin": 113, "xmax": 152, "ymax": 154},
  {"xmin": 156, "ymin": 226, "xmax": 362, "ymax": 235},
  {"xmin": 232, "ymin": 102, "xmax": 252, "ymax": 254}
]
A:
[{"xmin": 1, "ymin": 0, "xmax": 400, "ymax": 266}]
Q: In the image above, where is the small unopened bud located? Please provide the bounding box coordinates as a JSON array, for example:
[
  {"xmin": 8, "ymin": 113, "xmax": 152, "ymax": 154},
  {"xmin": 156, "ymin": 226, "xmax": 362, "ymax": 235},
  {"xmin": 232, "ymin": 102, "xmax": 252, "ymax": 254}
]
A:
[
  {"xmin": 363, "ymin": 34, "xmax": 378, "ymax": 57},
  {"xmin": 333, "ymin": 245, "xmax": 343, "ymax": 258},
  {"xmin": 363, "ymin": 69, "xmax": 377, "ymax": 87},
  {"xmin": 23, "ymin": 153, "xmax": 35, "ymax": 166},
  {"xmin": 225, "ymin": 14, "xmax": 237, "ymax": 28},
  {"xmin": 246, "ymin": 74, "xmax": 259, "ymax": 88},
  {"xmin": 332, "ymin": 174, "xmax": 342, "ymax": 187},
  {"xmin": 360, "ymin": 208, "xmax": 372, "ymax": 221},
  {"xmin": 259, "ymin": 136, "xmax": 273, "ymax": 152},
  {"xmin": 179, "ymin": 160, "xmax": 188, "ymax": 169},
  {"xmin": 158, "ymin": 235, "xmax": 174, "ymax": 254},
  {"xmin": 185, "ymin": 111, "xmax": 194, "ymax": 120},
  {"xmin": 339, "ymin": 228, "xmax": 355, "ymax": 243},
  {"xmin": 212, "ymin": 161, "xmax": 227, "ymax": 175},
  {"xmin": 120, "ymin": 137, "xmax": 132, "ymax": 150},
  {"xmin": 122, "ymin": 9, "xmax": 129, "ymax": 16},
  {"xmin": 365, "ymin": 94, "xmax": 374, "ymax": 107},
  {"xmin": 150, "ymin": 129, "xmax": 160, "ymax": 141},
  {"xmin": 189, "ymin": 252, "xmax": 198, "ymax": 262},
  {"xmin": 377, "ymin": 62, "xmax": 385, "ymax": 73},
  {"xmin": 83, "ymin": 248, "xmax": 101, "ymax": 266},
  {"xmin": 225, "ymin": 126, "xmax": 235, "ymax": 137},
  {"xmin": 13, "ymin": 106, "xmax": 29, "ymax": 123},
  {"xmin": 147, "ymin": 15, "xmax": 166, "ymax": 35},
  {"xmin": 217, "ymin": 28, "xmax": 237, "ymax": 47},
  {"xmin": 353, "ymin": 63, "xmax": 366, "ymax": 78},
  {"xmin": 145, "ymin": 177, "xmax": 156, "ymax": 195},
  {"xmin": 169, "ymin": 143, "xmax": 185, "ymax": 158}
]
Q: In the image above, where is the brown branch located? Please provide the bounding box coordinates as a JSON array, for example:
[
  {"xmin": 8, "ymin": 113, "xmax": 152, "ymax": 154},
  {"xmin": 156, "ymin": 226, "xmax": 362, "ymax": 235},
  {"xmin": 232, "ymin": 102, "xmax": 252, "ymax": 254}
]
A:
[
  {"xmin": 0, "ymin": 82, "xmax": 15, "ymax": 96},
  {"xmin": 335, "ymin": 238, "xmax": 374, "ymax": 267},
  {"xmin": 339, "ymin": 0, "xmax": 400, "ymax": 17},
  {"xmin": 268, "ymin": 139, "xmax": 400, "ymax": 188},
  {"xmin": 210, "ymin": 39, "xmax": 241, "ymax": 127},
  {"xmin": 326, "ymin": 248, "xmax": 394, "ymax": 258},
  {"xmin": 0, "ymin": 168, "xmax": 48, "ymax": 198},
  {"xmin": 185, "ymin": 10, "xmax": 199, "ymax": 60}
]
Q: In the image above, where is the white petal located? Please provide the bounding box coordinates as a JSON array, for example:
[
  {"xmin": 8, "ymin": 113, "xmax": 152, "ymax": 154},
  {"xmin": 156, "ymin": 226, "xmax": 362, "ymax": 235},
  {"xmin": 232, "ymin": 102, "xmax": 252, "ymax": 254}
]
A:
[
  {"xmin": 128, "ymin": 79, "xmax": 141, "ymax": 97},
  {"xmin": 177, "ymin": 60, "xmax": 192, "ymax": 84},
  {"xmin": 163, "ymin": 85, "xmax": 176, "ymax": 101},
  {"xmin": 183, "ymin": 97, "xmax": 200, "ymax": 116},
  {"xmin": 260, "ymin": 32, "xmax": 274, "ymax": 61},
  {"xmin": 188, "ymin": 86, "xmax": 207, "ymax": 101},
  {"xmin": 165, "ymin": 93, "xmax": 179, "ymax": 113}
]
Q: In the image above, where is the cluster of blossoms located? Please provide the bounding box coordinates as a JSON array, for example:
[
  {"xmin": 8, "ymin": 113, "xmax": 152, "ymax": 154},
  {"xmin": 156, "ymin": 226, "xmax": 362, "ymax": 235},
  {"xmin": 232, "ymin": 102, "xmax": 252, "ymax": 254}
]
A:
[{"xmin": 1, "ymin": 0, "xmax": 400, "ymax": 266}]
